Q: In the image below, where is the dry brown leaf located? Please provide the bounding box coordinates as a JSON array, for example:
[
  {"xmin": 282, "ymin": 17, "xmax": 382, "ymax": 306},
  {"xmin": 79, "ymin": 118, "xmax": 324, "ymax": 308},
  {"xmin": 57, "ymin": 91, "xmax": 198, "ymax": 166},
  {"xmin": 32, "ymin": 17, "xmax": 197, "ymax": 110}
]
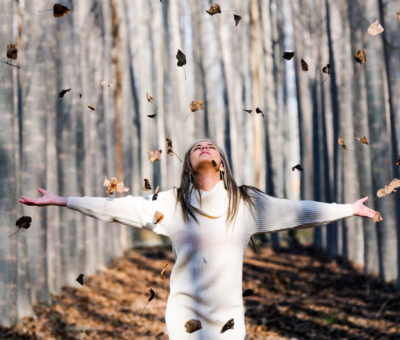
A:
[
  {"xmin": 185, "ymin": 319, "xmax": 202, "ymax": 333},
  {"xmin": 233, "ymin": 14, "xmax": 241, "ymax": 27},
  {"xmin": 147, "ymin": 114, "xmax": 157, "ymax": 118},
  {"xmin": 142, "ymin": 178, "xmax": 152, "ymax": 191},
  {"xmin": 206, "ymin": 4, "xmax": 221, "ymax": 15},
  {"xmin": 397, "ymin": 12, "xmax": 400, "ymax": 22},
  {"xmin": 166, "ymin": 138, "xmax": 174, "ymax": 155},
  {"xmin": 243, "ymin": 289, "xmax": 254, "ymax": 297},
  {"xmin": 103, "ymin": 176, "xmax": 129, "ymax": 195},
  {"xmin": 355, "ymin": 49, "xmax": 367, "ymax": 64},
  {"xmin": 6, "ymin": 44, "xmax": 18, "ymax": 60},
  {"xmin": 76, "ymin": 274, "xmax": 85, "ymax": 286},
  {"xmin": 146, "ymin": 92, "xmax": 154, "ymax": 103},
  {"xmin": 282, "ymin": 52, "xmax": 295, "ymax": 60},
  {"xmin": 148, "ymin": 150, "xmax": 162, "ymax": 162},
  {"xmin": 243, "ymin": 109, "xmax": 252, "ymax": 114},
  {"xmin": 255, "ymin": 107, "xmax": 264, "ymax": 117},
  {"xmin": 176, "ymin": 49, "xmax": 186, "ymax": 67},
  {"xmin": 153, "ymin": 211, "xmax": 164, "ymax": 224},
  {"xmin": 160, "ymin": 264, "xmax": 168, "ymax": 279},
  {"xmin": 322, "ymin": 64, "xmax": 331, "ymax": 74},
  {"xmin": 88, "ymin": 105, "xmax": 96, "ymax": 111},
  {"xmin": 372, "ymin": 211, "xmax": 382, "ymax": 223},
  {"xmin": 338, "ymin": 137, "xmax": 350, "ymax": 151},
  {"xmin": 220, "ymin": 318, "xmax": 234, "ymax": 333},
  {"xmin": 396, "ymin": 153, "xmax": 400, "ymax": 166},
  {"xmin": 356, "ymin": 136, "xmax": 369, "ymax": 145},
  {"xmin": 9, "ymin": 216, "xmax": 32, "ymax": 237},
  {"xmin": 100, "ymin": 80, "xmax": 111, "ymax": 87},
  {"xmin": 190, "ymin": 100, "xmax": 204, "ymax": 112},
  {"xmin": 367, "ymin": 20, "xmax": 384, "ymax": 36},
  {"xmin": 301, "ymin": 58, "xmax": 309, "ymax": 71},
  {"xmin": 376, "ymin": 178, "xmax": 400, "ymax": 198}
]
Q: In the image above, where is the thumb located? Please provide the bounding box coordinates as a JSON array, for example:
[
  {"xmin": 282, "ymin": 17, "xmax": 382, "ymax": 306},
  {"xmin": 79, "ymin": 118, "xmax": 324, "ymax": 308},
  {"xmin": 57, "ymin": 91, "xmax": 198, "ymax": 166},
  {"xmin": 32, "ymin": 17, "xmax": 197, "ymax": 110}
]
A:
[
  {"xmin": 361, "ymin": 196, "xmax": 368, "ymax": 203},
  {"xmin": 37, "ymin": 187, "xmax": 47, "ymax": 195}
]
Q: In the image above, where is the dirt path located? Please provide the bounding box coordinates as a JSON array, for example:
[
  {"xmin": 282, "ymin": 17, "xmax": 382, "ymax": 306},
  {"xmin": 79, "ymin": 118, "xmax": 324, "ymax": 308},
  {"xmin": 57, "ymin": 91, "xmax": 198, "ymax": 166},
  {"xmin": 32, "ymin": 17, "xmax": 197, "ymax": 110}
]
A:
[{"xmin": 1, "ymin": 246, "xmax": 399, "ymax": 339}]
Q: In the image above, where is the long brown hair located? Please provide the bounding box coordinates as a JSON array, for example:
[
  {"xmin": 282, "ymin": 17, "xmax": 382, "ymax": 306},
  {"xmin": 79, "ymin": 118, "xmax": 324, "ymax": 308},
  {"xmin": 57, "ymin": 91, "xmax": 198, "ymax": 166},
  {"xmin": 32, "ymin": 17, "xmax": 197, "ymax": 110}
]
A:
[{"xmin": 176, "ymin": 139, "xmax": 261, "ymax": 225}]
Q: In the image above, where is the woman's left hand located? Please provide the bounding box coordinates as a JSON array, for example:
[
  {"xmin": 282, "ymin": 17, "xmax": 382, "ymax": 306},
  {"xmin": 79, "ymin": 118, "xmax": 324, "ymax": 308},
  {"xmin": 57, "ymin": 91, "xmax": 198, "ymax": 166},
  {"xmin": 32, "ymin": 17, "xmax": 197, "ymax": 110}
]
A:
[{"xmin": 352, "ymin": 196, "xmax": 382, "ymax": 221}]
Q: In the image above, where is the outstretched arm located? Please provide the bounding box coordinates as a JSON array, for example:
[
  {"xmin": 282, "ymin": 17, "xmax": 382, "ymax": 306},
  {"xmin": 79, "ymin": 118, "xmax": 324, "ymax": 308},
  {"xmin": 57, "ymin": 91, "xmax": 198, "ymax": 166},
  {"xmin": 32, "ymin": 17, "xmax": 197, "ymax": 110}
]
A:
[
  {"xmin": 248, "ymin": 191, "xmax": 380, "ymax": 235},
  {"xmin": 19, "ymin": 188, "xmax": 175, "ymax": 236}
]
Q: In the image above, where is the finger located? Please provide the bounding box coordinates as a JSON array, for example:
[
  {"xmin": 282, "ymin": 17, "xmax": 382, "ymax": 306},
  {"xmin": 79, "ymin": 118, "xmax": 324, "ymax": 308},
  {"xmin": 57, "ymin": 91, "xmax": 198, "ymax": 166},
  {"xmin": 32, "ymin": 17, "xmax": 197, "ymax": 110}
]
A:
[
  {"xmin": 37, "ymin": 188, "xmax": 47, "ymax": 195},
  {"xmin": 361, "ymin": 196, "xmax": 368, "ymax": 203}
]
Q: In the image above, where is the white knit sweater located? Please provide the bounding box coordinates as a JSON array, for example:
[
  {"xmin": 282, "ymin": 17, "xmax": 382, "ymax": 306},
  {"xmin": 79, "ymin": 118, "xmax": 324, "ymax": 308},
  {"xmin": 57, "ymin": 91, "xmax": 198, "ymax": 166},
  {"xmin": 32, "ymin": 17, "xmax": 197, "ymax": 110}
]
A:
[{"xmin": 67, "ymin": 180, "xmax": 354, "ymax": 339}]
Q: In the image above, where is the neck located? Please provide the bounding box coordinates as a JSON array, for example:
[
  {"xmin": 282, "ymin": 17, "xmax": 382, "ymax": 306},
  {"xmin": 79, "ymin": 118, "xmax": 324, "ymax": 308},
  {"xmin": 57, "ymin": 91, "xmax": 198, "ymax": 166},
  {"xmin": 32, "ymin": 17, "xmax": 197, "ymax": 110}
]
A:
[{"xmin": 194, "ymin": 168, "xmax": 221, "ymax": 191}]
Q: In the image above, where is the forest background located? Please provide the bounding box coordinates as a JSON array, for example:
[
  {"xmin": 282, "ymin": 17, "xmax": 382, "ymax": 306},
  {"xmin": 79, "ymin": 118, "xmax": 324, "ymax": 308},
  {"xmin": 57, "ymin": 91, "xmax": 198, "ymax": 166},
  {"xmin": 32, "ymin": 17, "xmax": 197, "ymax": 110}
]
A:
[{"xmin": 0, "ymin": 0, "xmax": 399, "ymax": 326}]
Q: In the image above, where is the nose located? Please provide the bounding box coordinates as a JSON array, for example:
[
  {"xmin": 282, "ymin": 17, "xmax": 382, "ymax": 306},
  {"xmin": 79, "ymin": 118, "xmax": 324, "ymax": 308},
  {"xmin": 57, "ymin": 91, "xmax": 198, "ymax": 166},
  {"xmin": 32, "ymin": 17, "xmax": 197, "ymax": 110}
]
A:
[{"xmin": 201, "ymin": 145, "xmax": 208, "ymax": 150}]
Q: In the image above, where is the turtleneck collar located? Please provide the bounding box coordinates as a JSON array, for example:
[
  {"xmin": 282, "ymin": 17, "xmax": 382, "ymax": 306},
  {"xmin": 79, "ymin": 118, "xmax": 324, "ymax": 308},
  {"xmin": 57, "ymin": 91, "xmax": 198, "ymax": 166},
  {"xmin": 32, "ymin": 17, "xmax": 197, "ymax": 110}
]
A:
[{"xmin": 190, "ymin": 180, "xmax": 228, "ymax": 217}]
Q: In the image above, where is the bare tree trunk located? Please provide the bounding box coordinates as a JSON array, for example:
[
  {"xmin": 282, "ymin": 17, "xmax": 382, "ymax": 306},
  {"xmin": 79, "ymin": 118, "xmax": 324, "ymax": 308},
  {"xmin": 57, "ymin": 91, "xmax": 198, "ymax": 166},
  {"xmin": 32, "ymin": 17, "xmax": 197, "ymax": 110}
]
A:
[{"xmin": 0, "ymin": 0, "xmax": 18, "ymax": 326}]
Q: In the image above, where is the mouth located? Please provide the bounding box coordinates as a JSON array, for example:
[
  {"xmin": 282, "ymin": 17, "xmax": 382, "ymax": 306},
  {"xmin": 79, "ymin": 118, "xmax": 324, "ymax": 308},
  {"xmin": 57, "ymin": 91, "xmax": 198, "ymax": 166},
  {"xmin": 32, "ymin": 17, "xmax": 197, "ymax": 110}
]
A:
[{"xmin": 200, "ymin": 151, "xmax": 210, "ymax": 156}]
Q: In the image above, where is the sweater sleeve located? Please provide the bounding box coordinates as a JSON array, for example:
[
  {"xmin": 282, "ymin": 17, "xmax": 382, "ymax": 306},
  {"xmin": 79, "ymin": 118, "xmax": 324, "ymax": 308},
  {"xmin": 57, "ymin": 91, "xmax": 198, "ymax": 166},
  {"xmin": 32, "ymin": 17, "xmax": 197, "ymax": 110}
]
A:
[
  {"xmin": 248, "ymin": 190, "xmax": 354, "ymax": 235},
  {"xmin": 67, "ymin": 189, "xmax": 176, "ymax": 237}
]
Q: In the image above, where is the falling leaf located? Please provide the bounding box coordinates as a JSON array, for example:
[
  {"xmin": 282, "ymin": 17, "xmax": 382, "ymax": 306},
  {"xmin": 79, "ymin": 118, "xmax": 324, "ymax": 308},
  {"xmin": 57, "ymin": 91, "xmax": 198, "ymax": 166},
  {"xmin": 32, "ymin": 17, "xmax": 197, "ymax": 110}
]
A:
[
  {"xmin": 147, "ymin": 114, "xmax": 157, "ymax": 118},
  {"xmin": 367, "ymin": 20, "xmax": 384, "ymax": 36},
  {"xmin": 142, "ymin": 178, "xmax": 152, "ymax": 191},
  {"xmin": 53, "ymin": 3, "xmax": 70, "ymax": 17},
  {"xmin": 255, "ymin": 107, "xmax": 264, "ymax": 117},
  {"xmin": 338, "ymin": 137, "xmax": 350, "ymax": 151},
  {"xmin": 301, "ymin": 58, "xmax": 309, "ymax": 71},
  {"xmin": 103, "ymin": 176, "xmax": 129, "ymax": 195},
  {"xmin": 148, "ymin": 150, "xmax": 162, "ymax": 162},
  {"xmin": 243, "ymin": 109, "xmax": 252, "ymax": 114},
  {"xmin": 206, "ymin": 4, "xmax": 221, "ymax": 15},
  {"xmin": 185, "ymin": 319, "xmax": 202, "ymax": 333},
  {"xmin": 141, "ymin": 288, "xmax": 156, "ymax": 316},
  {"xmin": 76, "ymin": 274, "xmax": 85, "ymax": 286},
  {"xmin": 190, "ymin": 100, "xmax": 204, "ymax": 112},
  {"xmin": 153, "ymin": 211, "xmax": 164, "ymax": 224},
  {"xmin": 88, "ymin": 105, "xmax": 96, "ymax": 111},
  {"xmin": 152, "ymin": 186, "xmax": 160, "ymax": 201},
  {"xmin": 9, "ymin": 216, "xmax": 32, "ymax": 237},
  {"xmin": 282, "ymin": 52, "xmax": 295, "ymax": 60},
  {"xmin": 396, "ymin": 154, "xmax": 400, "ymax": 166},
  {"xmin": 233, "ymin": 14, "xmax": 241, "ymax": 27},
  {"xmin": 376, "ymin": 178, "xmax": 400, "ymax": 198},
  {"xmin": 59, "ymin": 88, "xmax": 71, "ymax": 98},
  {"xmin": 356, "ymin": 136, "xmax": 369, "ymax": 145},
  {"xmin": 212, "ymin": 160, "xmax": 217, "ymax": 167},
  {"xmin": 100, "ymin": 80, "xmax": 111, "ymax": 87},
  {"xmin": 146, "ymin": 92, "xmax": 154, "ymax": 103},
  {"xmin": 355, "ymin": 49, "xmax": 367, "ymax": 64},
  {"xmin": 176, "ymin": 49, "xmax": 186, "ymax": 67},
  {"xmin": 397, "ymin": 12, "xmax": 400, "ymax": 22},
  {"xmin": 322, "ymin": 64, "xmax": 331, "ymax": 74},
  {"xmin": 292, "ymin": 164, "xmax": 303, "ymax": 171},
  {"xmin": 220, "ymin": 318, "xmax": 234, "ymax": 333},
  {"xmin": 160, "ymin": 264, "xmax": 168, "ymax": 279},
  {"xmin": 372, "ymin": 211, "xmax": 382, "ymax": 223},
  {"xmin": 6, "ymin": 44, "xmax": 18, "ymax": 60},
  {"xmin": 166, "ymin": 138, "xmax": 174, "ymax": 156},
  {"xmin": 243, "ymin": 289, "xmax": 254, "ymax": 297}
]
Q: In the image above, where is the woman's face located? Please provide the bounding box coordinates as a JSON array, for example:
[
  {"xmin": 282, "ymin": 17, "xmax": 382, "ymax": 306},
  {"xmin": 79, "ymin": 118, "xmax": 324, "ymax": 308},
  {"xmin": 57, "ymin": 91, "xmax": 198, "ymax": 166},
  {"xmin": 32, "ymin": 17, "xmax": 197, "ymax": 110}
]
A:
[{"xmin": 189, "ymin": 140, "xmax": 224, "ymax": 172}]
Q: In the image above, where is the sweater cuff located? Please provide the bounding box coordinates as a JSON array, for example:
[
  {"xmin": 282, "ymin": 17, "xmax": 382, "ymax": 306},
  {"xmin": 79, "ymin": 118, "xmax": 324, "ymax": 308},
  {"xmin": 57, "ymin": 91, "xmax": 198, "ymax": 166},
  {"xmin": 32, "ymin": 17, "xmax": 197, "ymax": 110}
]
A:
[{"xmin": 340, "ymin": 203, "xmax": 354, "ymax": 217}]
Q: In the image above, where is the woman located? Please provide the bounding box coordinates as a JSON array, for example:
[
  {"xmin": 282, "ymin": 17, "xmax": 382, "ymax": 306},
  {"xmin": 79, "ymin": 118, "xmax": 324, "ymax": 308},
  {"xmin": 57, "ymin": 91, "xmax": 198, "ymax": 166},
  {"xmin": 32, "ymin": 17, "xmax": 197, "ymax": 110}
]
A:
[{"xmin": 19, "ymin": 139, "xmax": 379, "ymax": 340}]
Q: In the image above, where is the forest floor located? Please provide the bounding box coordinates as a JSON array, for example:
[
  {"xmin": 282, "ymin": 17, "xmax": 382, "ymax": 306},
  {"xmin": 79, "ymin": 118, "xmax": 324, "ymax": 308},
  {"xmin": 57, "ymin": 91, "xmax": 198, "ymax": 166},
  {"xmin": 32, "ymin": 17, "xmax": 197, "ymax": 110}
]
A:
[{"xmin": 1, "ymin": 245, "xmax": 399, "ymax": 340}]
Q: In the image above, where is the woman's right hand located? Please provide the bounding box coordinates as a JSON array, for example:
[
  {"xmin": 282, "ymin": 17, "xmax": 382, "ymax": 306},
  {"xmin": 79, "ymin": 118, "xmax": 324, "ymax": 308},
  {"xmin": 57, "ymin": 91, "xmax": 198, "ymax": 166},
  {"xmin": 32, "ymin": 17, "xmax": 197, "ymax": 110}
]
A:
[{"xmin": 18, "ymin": 188, "xmax": 67, "ymax": 207}]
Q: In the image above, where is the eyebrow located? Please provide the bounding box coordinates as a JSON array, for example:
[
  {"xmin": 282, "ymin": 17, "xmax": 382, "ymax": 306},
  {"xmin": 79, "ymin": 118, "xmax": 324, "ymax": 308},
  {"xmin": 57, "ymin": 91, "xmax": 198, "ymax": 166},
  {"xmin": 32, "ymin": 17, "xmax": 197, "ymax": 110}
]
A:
[{"xmin": 192, "ymin": 142, "xmax": 215, "ymax": 149}]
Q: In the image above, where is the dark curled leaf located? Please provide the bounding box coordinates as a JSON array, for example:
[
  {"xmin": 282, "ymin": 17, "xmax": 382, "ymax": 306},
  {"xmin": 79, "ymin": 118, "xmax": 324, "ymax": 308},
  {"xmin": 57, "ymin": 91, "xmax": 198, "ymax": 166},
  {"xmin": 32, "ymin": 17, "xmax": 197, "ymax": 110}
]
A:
[
  {"xmin": 243, "ymin": 109, "xmax": 252, "ymax": 114},
  {"xmin": 176, "ymin": 49, "xmax": 186, "ymax": 67},
  {"xmin": 233, "ymin": 14, "xmax": 241, "ymax": 27},
  {"xmin": 243, "ymin": 289, "xmax": 254, "ymax": 297},
  {"xmin": 212, "ymin": 160, "xmax": 217, "ymax": 167},
  {"xmin": 76, "ymin": 273, "xmax": 84, "ymax": 286},
  {"xmin": 6, "ymin": 44, "xmax": 18, "ymax": 60},
  {"xmin": 185, "ymin": 319, "xmax": 202, "ymax": 333},
  {"xmin": 292, "ymin": 164, "xmax": 303, "ymax": 171},
  {"xmin": 220, "ymin": 318, "xmax": 234, "ymax": 333},
  {"xmin": 355, "ymin": 49, "xmax": 367, "ymax": 64},
  {"xmin": 396, "ymin": 153, "xmax": 400, "ymax": 166},
  {"xmin": 148, "ymin": 288, "xmax": 155, "ymax": 302},
  {"xmin": 301, "ymin": 58, "xmax": 308, "ymax": 71},
  {"xmin": 16, "ymin": 216, "xmax": 32, "ymax": 229},
  {"xmin": 147, "ymin": 114, "xmax": 157, "ymax": 118},
  {"xmin": 59, "ymin": 88, "xmax": 71, "ymax": 98},
  {"xmin": 53, "ymin": 3, "xmax": 70, "ymax": 17},
  {"xmin": 282, "ymin": 52, "xmax": 295, "ymax": 60},
  {"xmin": 255, "ymin": 107, "xmax": 264, "ymax": 117},
  {"xmin": 142, "ymin": 178, "xmax": 152, "ymax": 191},
  {"xmin": 152, "ymin": 186, "xmax": 160, "ymax": 201},
  {"xmin": 322, "ymin": 64, "xmax": 331, "ymax": 74},
  {"xmin": 166, "ymin": 138, "xmax": 174, "ymax": 155}
]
